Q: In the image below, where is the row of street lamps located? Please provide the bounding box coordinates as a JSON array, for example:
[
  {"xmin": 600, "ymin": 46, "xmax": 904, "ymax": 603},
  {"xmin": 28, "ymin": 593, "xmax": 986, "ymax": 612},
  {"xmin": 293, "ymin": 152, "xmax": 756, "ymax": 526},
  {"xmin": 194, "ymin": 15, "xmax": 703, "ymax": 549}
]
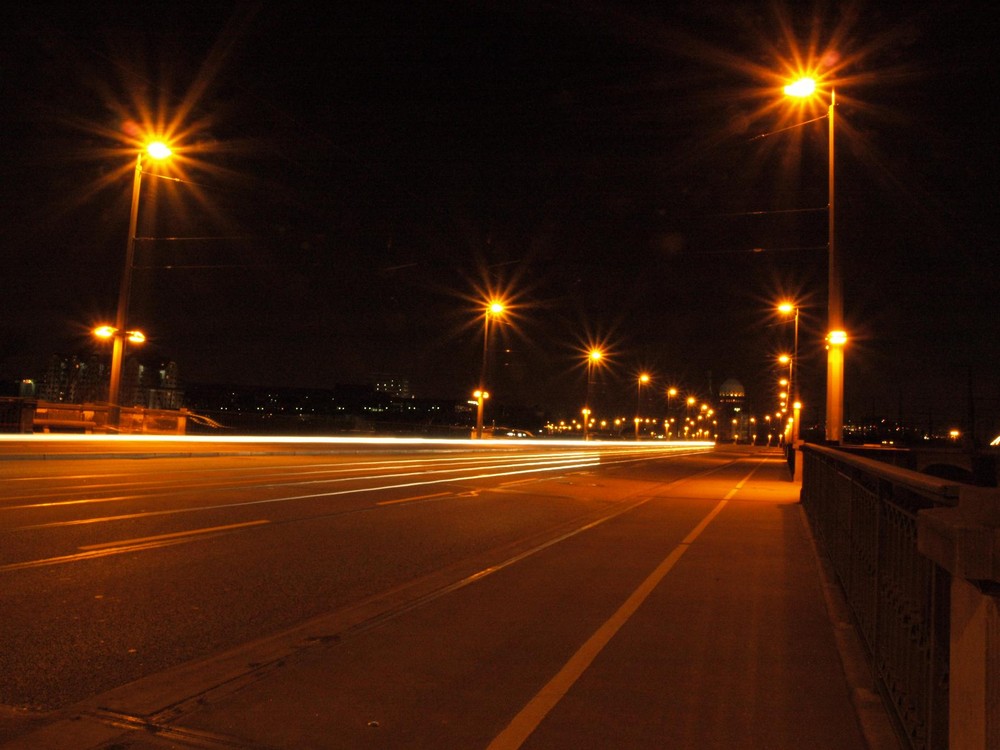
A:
[
  {"xmin": 101, "ymin": 74, "xmax": 846, "ymax": 440},
  {"xmin": 472, "ymin": 77, "xmax": 846, "ymax": 442}
]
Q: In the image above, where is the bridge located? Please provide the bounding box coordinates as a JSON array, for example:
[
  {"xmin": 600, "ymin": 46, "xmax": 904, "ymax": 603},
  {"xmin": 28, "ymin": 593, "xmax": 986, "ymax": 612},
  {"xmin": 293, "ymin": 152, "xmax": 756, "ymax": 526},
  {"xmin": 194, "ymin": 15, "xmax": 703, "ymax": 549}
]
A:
[
  {"xmin": 0, "ymin": 434, "xmax": 998, "ymax": 749},
  {"xmin": 800, "ymin": 443, "xmax": 1000, "ymax": 750}
]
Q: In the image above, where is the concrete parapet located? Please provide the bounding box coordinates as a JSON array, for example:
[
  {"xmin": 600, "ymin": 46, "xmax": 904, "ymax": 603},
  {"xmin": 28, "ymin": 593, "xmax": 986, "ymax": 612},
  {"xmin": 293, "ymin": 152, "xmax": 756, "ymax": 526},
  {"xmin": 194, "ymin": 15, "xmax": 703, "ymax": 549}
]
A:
[{"xmin": 918, "ymin": 485, "xmax": 1000, "ymax": 750}]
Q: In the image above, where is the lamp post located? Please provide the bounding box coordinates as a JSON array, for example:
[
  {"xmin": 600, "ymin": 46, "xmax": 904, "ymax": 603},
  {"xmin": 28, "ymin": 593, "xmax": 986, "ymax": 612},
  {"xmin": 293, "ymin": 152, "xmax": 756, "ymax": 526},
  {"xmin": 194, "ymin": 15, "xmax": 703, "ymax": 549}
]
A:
[
  {"xmin": 665, "ymin": 387, "xmax": 677, "ymax": 439},
  {"xmin": 107, "ymin": 140, "xmax": 172, "ymax": 430},
  {"xmin": 784, "ymin": 78, "xmax": 846, "ymax": 443},
  {"xmin": 95, "ymin": 325, "xmax": 146, "ymax": 414},
  {"xmin": 473, "ymin": 390, "xmax": 490, "ymax": 438},
  {"xmin": 635, "ymin": 373, "xmax": 650, "ymax": 440},
  {"xmin": 583, "ymin": 348, "xmax": 602, "ymax": 441},
  {"xmin": 474, "ymin": 300, "xmax": 505, "ymax": 439}
]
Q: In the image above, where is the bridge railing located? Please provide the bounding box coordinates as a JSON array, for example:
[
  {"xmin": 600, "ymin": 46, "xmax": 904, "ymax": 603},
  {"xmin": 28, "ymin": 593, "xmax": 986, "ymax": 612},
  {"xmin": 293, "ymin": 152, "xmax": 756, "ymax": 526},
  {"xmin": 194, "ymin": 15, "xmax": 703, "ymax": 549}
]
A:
[
  {"xmin": 801, "ymin": 443, "xmax": 958, "ymax": 750},
  {"xmin": 802, "ymin": 443, "xmax": 1000, "ymax": 749}
]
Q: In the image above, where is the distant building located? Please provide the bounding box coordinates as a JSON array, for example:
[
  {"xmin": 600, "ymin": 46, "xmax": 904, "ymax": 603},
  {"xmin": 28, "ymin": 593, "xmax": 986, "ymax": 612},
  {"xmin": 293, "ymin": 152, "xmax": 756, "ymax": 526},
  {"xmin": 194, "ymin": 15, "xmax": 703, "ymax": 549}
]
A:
[
  {"xmin": 370, "ymin": 373, "xmax": 411, "ymax": 399},
  {"xmin": 39, "ymin": 354, "xmax": 107, "ymax": 403},
  {"xmin": 40, "ymin": 353, "xmax": 182, "ymax": 409},
  {"xmin": 718, "ymin": 378, "xmax": 749, "ymax": 443}
]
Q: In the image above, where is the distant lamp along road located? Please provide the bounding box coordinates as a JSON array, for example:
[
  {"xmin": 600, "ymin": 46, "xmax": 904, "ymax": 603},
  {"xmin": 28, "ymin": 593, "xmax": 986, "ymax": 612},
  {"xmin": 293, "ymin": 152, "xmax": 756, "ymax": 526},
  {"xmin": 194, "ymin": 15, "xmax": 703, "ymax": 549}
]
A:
[
  {"xmin": 777, "ymin": 301, "xmax": 801, "ymax": 444},
  {"xmin": 635, "ymin": 373, "xmax": 650, "ymax": 441},
  {"xmin": 583, "ymin": 348, "xmax": 603, "ymax": 441},
  {"xmin": 107, "ymin": 139, "xmax": 173, "ymax": 430},
  {"xmin": 474, "ymin": 300, "xmax": 506, "ymax": 439}
]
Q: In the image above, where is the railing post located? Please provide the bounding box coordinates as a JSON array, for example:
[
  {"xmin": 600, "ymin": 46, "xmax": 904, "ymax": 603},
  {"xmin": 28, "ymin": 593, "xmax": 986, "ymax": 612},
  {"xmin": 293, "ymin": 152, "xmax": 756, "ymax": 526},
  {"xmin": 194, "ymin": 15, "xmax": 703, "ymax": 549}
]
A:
[{"xmin": 918, "ymin": 486, "xmax": 1000, "ymax": 750}]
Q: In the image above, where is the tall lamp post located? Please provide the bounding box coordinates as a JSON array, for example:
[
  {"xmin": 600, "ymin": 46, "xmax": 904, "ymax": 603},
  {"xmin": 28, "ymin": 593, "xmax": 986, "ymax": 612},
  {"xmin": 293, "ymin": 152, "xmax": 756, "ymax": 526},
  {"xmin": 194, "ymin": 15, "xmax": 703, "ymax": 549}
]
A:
[
  {"xmin": 784, "ymin": 78, "xmax": 846, "ymax": 443},
  {"xmin": 107, "ymin": 140, "xmax": 172, "ymax": 430},
  {"xmin": 474, "ymin": 300, "xmax": 505, "ymax": 439},
  {"xmin": 634, "ymin": 373, "xmax": 650, "ymax": 440},
  {"xmin": 583, "ymin": 348, "xmax": 602, "ymax": 441},
  {"xmin": 666, "ymin": 387, "xmax": 677, "ymax": 439},
  {"xmin": 473, "ymin": 390, "xmax": 490, "ymax": 438}
]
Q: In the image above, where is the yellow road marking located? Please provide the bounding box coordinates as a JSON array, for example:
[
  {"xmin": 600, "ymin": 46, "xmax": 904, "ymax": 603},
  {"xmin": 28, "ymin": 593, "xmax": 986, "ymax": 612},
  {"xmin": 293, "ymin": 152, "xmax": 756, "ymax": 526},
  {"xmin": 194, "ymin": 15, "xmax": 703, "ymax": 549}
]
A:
[
  {"xmin": 487, "ymin": 499, "xmax": 727, "ymax": 750},
  {"xmin": 488, "ymin": 460, "xmax": 763, "ymax": 749}
]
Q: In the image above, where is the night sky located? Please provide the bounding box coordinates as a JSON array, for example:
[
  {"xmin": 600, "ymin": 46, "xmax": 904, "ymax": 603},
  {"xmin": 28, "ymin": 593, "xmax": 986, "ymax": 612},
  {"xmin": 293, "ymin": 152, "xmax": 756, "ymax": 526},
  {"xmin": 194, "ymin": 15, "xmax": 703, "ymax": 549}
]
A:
[{"xmin": 1, "ymin": 2, "xmax": 996, "ymax": 433}]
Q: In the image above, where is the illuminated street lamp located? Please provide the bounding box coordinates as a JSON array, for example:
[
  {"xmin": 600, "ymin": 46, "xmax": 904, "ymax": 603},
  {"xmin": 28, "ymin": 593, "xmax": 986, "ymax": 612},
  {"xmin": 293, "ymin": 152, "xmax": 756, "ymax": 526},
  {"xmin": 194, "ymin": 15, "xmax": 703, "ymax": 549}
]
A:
[
  {"xmin": 583, "ymin": 348, "xmax": 602, "ymax": 441},
  {"xmin": 635, "ymin": 373, "xmax": 650, "ymax": 440},
  {"xmin": 784, "ymin": 77, "xmax": 845, "ymax": 442},
  {"xmin": 94, "ymin": 325, "xmax": 146, "ymax": 408},
  {"xmin": 474, "ymin": 299, "xmax": 505, "ymax": 439},
  {"xmin": 665, "ymin": 387, "xmax": 678, "ymax": 439},
  {"xmin": 94, "ymin": 325, "xmax": 146, "ymax": 344},
  {"xmin": 473, "ymin": 390, "xmax": 490, "ymax": 438},
  {"xmin": 107, "ymin": 140, "xmax": 173, "ymax": 430}
]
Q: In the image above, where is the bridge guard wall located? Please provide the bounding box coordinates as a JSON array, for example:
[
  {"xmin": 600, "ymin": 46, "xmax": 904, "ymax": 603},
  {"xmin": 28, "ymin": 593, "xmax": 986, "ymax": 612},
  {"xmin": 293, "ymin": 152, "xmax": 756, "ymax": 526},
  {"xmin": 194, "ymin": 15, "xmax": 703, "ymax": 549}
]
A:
[
  {"xmin": 801, "ymin": 444, "xmax": 954, "ymax": 750},
  {"xmin": 802, "ymin": 443, "xmax": 1000, "ymax": 750},
  {"xmin": 918, "ymin": 486, "xmax": 1000, "ymax": 750}
]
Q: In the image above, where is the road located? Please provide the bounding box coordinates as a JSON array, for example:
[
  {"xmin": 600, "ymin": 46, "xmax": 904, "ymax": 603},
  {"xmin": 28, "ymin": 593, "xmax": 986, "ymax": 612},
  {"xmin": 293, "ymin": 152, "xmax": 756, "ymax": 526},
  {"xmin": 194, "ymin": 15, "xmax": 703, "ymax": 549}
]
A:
[
  {"xmin": 0, "ymin": 440, "xmax": 707, "ymax": 711},
  {"xmin": 0, "ymin": 436, "xmax": 867, "ymax": 749}
]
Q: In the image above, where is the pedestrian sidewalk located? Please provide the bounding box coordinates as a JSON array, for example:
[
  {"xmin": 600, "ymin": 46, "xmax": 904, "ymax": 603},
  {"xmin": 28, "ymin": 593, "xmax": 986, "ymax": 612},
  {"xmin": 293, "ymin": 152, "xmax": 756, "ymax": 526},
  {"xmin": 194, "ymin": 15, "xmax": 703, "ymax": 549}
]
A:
[{"xmin": 2, "ymin": 447, "xmax": 898, "ymax": 750}]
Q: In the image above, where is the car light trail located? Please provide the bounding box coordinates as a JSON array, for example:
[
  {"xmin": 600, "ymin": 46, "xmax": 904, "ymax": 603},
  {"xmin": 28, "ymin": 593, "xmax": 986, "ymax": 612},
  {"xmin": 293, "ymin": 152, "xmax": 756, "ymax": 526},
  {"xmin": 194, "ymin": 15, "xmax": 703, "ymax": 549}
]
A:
[{"xmin": 12, "ymin": 456, "xmax": 605, "ymax": 531}]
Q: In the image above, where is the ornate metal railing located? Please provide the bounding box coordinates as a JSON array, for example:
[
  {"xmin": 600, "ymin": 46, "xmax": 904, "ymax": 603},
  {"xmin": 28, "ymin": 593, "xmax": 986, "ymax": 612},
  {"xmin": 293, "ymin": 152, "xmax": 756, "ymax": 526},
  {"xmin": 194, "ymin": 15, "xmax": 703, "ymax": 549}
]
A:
[{"xmin": 800, "ymin": 443, "xmax": 956, "ymax": 750}]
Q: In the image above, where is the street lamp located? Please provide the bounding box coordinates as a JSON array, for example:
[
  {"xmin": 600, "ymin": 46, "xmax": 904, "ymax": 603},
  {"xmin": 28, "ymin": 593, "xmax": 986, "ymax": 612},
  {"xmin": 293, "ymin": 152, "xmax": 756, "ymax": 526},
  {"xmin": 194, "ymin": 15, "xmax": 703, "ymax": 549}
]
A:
[
  {"xmin": 107, "ymin": 140, "xmax": 173, "ymax": 430},
  {"xmin": 94, "ymin": 325, "xmax": 146, "ymax": 411},
  {"xmin": 784, "ymin": 77, "xmax": 845, "ymax": 443},
  {"xmin": 635, "ymin": 373, "xmax": 650, "ymax": 440},
  {"xmin": 474, "ymin": 299, "xmax": 505, "ymax": 439},
  {"xmin": 473, "ymin": 390, "xmax": 490, "ymax": 438},
  {"xmin": 583, "ymin": 348, "xmax": 602, "ymax": 441},
  {"xmin": 665, "ymin": 387, "xmax": 677, "ymax": 439}
]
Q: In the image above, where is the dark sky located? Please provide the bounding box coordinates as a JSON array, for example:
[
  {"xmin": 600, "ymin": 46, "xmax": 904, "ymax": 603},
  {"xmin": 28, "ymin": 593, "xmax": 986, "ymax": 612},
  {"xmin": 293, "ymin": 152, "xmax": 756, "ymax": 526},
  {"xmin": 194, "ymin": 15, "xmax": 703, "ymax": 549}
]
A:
[{"xmin": 1, "ymin": 1, "xmax": 996, "ymax": 432}]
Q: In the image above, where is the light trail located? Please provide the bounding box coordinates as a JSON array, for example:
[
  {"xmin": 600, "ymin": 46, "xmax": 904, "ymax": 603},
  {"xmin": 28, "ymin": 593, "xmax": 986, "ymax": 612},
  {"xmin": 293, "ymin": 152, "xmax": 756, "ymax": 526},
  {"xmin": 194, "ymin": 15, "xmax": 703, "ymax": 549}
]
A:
[
  {"xmin": 1, "ymin": 451, "xmax": 591, "ymax": 502},
  {"xmin": 11, "ymin": 456, "xmax": 605, "ymax": 531},
  {"xmin": 2, "ymin": 453, "xmax": 603, "ymax": 512},
  {"xmin": 2, "ymin": 445, "xmax": 713, "ymax": 512},
  {"xmin": 0, "ymin": 434, "xmax": 714, "ymax": 450}
]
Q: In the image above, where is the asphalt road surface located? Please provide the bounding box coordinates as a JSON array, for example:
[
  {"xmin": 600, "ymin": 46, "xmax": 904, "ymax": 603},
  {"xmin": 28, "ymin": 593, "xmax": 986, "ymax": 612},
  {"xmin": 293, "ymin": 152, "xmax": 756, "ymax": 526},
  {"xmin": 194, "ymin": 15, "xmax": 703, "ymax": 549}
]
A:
[
  {"xmin": 1, "ymin": 439, "xmax": 716, "ymax": 718},
  {"xmin": 2, "ymin": 436, "xmax": 869, "ymax": 750}
]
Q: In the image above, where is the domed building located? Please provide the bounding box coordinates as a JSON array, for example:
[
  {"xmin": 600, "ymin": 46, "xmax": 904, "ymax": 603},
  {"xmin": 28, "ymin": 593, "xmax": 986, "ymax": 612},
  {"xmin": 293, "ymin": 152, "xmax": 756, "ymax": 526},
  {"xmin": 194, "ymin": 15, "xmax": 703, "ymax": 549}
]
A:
[{"xmin": 718, "ymin": 378, "xmax": 749, "ymax": 443}]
